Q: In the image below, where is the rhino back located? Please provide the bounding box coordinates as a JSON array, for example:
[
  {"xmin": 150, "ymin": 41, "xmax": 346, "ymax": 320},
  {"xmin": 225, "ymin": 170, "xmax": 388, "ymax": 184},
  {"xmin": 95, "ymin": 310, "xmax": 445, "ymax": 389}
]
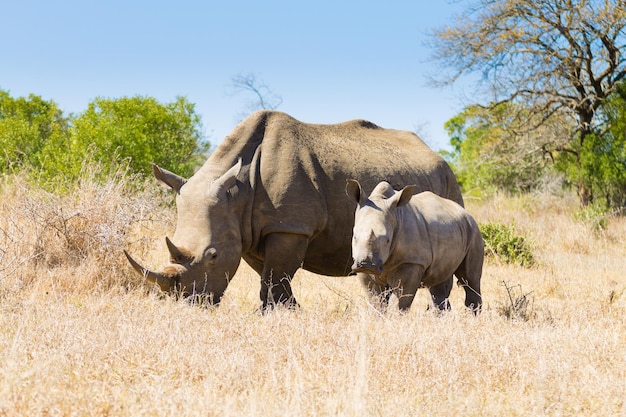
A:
[
  {"xmin": 198, "ymin": 111, "xmax": 462, "ymax": 276},
  {"xmin": 394, "ymin": 192, "xmax": 478, "ymax": 285}
]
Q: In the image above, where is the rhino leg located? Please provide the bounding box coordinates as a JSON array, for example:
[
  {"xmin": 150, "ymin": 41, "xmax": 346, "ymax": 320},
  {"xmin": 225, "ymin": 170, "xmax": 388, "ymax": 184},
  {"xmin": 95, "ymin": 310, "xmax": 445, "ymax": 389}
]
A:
[
  {"xmin": 359, "ymin": 273, "xmax": 391, "ymax": 311},
  {"xmin": 260, "ymin": 232, "xmax": 309, "ymax": 309},
  {"xmin": 454, "ymin": 244, "xmax": 483, "ymax": 314},
  {"xmin": 390, "ymin": 264, "xmax": 424, "ymax": 311},
  {"xmin": 428, "ymin": 277, "xmax": 453, "ymax": 311}
]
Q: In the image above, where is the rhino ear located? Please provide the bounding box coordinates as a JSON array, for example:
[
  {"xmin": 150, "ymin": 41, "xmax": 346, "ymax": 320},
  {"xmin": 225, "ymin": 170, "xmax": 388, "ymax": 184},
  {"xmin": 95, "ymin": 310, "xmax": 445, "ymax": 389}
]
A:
[
  {"xmin": 152, "ymin": 163, "xmax": 187, "ymax": 194},
  {"xmin": 391, "ymin": 185, "xmax": 416, "ymax": 208},
  {"xmin": 346, "ymin": 179, "xmax": 365, "ymax": 205},
  {"xmin": 213, "ymin": 158, "xmax": 243, "ymax": 193}
]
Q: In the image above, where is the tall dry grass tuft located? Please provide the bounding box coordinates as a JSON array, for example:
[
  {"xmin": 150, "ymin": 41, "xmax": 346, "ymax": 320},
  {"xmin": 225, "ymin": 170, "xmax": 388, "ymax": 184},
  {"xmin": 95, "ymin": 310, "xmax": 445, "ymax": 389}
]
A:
[
  {"xmin": 0, "ymin": 163, "xmax": 173, "ymax": 299},
  {"xmin": 1, "ymin": 175, "xmax": 626, "ymax": 416}
]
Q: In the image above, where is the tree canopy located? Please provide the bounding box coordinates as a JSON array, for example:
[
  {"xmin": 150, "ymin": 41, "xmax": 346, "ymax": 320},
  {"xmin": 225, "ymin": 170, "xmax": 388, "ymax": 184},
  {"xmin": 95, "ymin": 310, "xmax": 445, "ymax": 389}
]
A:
[
  {"xmin": 70, "ymin": 96, "xmax": 208, "ymax": 179},
  {"xmin": 0, "ymin": 90, "xmax": 209, "ymax": 189},
  {"xmin": 442, "ymin": 102, "xmax": 557, "ymax": 194},
  {"xmin": 0, "ymin": 90, "xmax": 69, "ymax": 174},
  {"xmin": 430, "ymin": 0, "xmax": 626, "ymax": 205}
]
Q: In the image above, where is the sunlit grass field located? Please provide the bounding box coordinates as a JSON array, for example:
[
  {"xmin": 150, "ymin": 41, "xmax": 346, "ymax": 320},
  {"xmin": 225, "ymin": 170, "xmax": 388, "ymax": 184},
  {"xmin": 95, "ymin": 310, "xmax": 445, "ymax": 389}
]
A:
[{"xmin": 1, "ymin": 171, "xmax": 625, "ymax": 416}]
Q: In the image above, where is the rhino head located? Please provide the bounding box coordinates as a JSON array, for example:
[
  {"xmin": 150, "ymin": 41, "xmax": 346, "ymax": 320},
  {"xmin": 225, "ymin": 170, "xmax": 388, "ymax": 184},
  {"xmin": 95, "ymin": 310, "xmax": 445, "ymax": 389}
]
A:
[
  {"xmin": 346, "ymin": 179, "xmax": 415, "ymax": 275},
  {"xmin": 125, "ymin": 159, "xmax": 244, "ymax": 304}
]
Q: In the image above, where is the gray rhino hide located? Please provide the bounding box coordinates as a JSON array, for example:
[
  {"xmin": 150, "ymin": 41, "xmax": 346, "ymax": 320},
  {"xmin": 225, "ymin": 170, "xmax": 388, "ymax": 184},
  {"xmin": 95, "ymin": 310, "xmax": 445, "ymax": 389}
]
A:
[{"xmin": 129, "ymin": 110, "xmax": 464, "ymax": 307}]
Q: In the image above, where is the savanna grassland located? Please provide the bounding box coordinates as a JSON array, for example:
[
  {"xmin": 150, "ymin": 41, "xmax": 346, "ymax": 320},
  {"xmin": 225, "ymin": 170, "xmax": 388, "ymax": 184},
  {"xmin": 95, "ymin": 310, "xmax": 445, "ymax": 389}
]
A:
[{"xmin": 0, "ymin": 170, "xmax": 625, "ymax": 417}]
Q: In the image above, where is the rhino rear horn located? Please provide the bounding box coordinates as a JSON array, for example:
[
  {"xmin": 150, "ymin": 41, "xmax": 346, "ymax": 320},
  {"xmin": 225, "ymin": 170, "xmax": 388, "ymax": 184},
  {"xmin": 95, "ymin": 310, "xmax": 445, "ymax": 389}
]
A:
[
  {"xmin": 124, "ymin": 250, "xmax": 175, "ymax": 292},
  {"xmin": 165, "ymin": 237, "xmax": 190, "ymax": 264},
  {"xmin": 219, "ymin": 158, "xmax": 242, "ymax": 189},
  {"xmin": 210, "ymin": 158, "xmax": 243, "ymax": 196},
  {"xmin": 151, "ymin": 163, "xmax": 187, "ymax": 193}
]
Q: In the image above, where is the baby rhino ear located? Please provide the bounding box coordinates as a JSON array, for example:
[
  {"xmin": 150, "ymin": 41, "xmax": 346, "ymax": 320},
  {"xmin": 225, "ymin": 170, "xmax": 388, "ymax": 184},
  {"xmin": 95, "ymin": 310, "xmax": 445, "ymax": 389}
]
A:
[
  {"xmin": 346, "ymin": 179, "xmax": 365, "ymax": 205},
  {"xmin": 391, "ymin": 185, "xmax": 416, "ymax": 208}
]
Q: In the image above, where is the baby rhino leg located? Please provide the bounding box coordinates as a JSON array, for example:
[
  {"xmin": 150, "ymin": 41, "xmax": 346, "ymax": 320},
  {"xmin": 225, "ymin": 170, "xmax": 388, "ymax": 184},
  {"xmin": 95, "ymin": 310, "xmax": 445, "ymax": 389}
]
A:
[
  {"xmin": 359, "ymin": 273, "xmax": 391, "ymax": 311},
  {"xmin": 454, "ymin": 246, "xmax": 483, "ymax": 314},
  {"xmin": 391, "ymin": 264, "xmax": 424, "ymax": 311}
]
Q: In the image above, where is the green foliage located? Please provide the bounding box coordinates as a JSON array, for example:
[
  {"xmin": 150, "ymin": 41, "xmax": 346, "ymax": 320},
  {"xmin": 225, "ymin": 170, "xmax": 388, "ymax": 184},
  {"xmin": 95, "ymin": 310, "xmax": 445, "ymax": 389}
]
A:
[
  {"xmin": 0, "ymin": 90, "xmax": 70, "ymax": 174},
  {"xmin": 445, "ymin": 83, "xmax": 626, "ymax": 210},
  {"xmin": 67, "ymin": 96, "xmax": 209, "ymax": 181},
  {"xmin": 581, "ymin": 84, "xmax": 626, "ymax": 208},
  {"xmin": 433, "ymin": 0, "xmax": 626, "ymax": 208},
  {"xmin": 480, "ymin": 222, "xmax": 535, "ymax": 267},
  {"xmin": 0, "ymin": 90, "xmax": 210, "ymax": 190},
  {"xmin": 550, "ymin": 87, "xmax": 626, "ymax": 210},
  {"xmin": 573, "ymin": 203, "xmax": 610, "ymax": 234},
  {"xmin": 443, "ymin": 103, "xmax": 551, "ymax": 194}
]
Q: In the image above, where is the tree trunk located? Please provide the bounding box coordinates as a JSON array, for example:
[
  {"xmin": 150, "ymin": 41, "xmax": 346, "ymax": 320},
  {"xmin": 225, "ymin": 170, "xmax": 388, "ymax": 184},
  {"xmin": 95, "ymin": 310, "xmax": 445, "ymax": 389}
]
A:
[
  {"xmin": 577, "ymin": 117, "xmax": 594, "ymax": 206},
  {"xmin": 578, "ymin": 181, "xmax": 593, "ymax": 206}
]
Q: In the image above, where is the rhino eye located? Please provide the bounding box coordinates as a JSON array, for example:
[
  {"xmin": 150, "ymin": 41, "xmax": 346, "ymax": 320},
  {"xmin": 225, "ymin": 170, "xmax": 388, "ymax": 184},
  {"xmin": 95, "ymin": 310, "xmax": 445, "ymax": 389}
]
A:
[
  {"xmin": 170, "ymin": 251, "xmax": 193, "ymax": 264},
  {"xmin": 171, "ymin": 253, "xmax": 193, "ymax": 264},
  {"xmin": 205, "ymin": 247, "xmax": 217, "ymax": 261}
]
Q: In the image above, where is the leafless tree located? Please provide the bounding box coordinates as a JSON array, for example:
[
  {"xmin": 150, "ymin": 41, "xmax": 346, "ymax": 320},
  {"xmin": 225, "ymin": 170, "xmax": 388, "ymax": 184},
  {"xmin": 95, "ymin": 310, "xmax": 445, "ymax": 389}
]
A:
[
  {"xmin": 429, "ymin": 0, "xmax": 626, "ymax": 203},
  {"xmin": 230, "ymin": 73, "xmax": 283, "ymax": 117}
]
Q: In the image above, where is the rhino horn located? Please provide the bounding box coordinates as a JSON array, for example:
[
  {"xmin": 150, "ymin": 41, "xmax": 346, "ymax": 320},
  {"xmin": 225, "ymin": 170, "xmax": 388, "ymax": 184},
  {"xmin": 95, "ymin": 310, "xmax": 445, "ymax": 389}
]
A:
[
  {"xmin": 151, "ymin": 163, "xmax": 187, "ymax": 193},
  {"xmin": 165, "ymin": 236, "xmax": 187, "ymax": 263},
  {"xmin": 124, "ymin": 250, "xmax": 175, "ymax": 292}
]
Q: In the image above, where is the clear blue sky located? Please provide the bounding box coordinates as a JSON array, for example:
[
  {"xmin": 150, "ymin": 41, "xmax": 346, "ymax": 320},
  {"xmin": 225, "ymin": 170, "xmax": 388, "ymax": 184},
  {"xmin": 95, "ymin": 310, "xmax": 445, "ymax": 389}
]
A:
[{"xmin": 1, "ymin": 0, "xmax": 471, "ymax": 151}]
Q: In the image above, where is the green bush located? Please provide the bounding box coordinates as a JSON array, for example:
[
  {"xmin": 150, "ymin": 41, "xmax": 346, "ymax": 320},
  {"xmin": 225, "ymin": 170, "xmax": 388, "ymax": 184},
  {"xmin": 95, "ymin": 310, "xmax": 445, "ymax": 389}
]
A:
[
  {"xmin": 0, "ymin": 90, "xmax": 69, "ymax": 175},
  {"xmin": 573, "ymin": 203, "xmax": 610, "ymax": 234},
  {"xmin": 0, "ymin": 90, "xmax": 210, "ymax": 191},
  {"xmin": 68, "ymin": 96, "xmax": 209, "ymax": 181},
  {"xmin": 480, "ymin": 222, "xmax": 535, "ymax": 267},
  {"xmin": 442, "ymin": 103, "xmax": 552, "ymax": 195}
]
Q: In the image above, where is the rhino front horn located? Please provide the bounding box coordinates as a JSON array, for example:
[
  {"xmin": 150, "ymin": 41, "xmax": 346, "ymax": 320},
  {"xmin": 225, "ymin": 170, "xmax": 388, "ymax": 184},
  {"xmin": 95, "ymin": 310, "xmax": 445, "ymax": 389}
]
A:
[{"xmin": 124, "ymin": 250, "xmax": 176, "ymax": 292}]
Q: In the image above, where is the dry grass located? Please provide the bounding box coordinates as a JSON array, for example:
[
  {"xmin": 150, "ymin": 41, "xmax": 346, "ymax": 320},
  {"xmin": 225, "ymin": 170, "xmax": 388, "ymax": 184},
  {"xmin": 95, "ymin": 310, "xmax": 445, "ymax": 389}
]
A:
[{"xmin": 1, "ymin": 174, "xmax": 625, "ymax": 416}]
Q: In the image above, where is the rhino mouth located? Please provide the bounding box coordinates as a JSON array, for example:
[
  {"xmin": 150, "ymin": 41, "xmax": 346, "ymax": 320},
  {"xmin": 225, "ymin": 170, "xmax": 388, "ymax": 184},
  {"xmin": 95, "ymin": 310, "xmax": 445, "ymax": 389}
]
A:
[
  {"xmin": 351, "ymin": 260, "xmax": 383, "ymax": 275},
  {"xmin": 124, "ymin": 239, "xmax": 235, "ymax": 304}
]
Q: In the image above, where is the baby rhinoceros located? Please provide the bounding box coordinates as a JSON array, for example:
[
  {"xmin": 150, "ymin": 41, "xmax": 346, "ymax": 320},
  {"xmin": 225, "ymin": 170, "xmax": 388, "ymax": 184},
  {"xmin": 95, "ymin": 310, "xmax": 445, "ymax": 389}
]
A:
[{"xmin": 346, "ymin": 180, "xmax": 483, "ymax": 313}]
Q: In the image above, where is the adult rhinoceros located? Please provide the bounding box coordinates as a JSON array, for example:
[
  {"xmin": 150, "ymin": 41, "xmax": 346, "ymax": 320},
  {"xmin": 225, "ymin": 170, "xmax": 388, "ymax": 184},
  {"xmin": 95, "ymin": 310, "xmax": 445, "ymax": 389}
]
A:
[{"xmin": 125, "ymin": 110, "xmax": 464, "ymax": 308}]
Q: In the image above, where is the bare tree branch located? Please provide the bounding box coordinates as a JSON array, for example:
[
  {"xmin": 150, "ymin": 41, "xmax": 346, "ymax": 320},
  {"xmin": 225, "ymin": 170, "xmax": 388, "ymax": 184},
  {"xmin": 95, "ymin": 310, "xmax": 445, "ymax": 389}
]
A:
[
  {"xmin": 230, "ymin": 73, "xmax": 283, "ymax": 115},
  {"xmin": 429, "ymin": 0, "xmax": 626, "ymax": 203}
]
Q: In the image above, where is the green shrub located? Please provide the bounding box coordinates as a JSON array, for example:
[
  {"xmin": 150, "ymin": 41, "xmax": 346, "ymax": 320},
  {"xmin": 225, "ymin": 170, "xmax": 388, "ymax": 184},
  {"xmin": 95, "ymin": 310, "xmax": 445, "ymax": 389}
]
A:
[
  {"xmin": 0, "ymin": 90, "xmax": 69, "ymax": 175},
  {"xmin": 573, "ymin": 203, "xmax": 610, "ymax": 234},
  {"xmin": 0, "ymin": 90, "xmax": 210, "ymax": 191},
  {"xmin": 68, "ymin": 96, "xmax": 209, "ymax": 181},
  {"xmin": 480, "ymin": 222, "xmax": 535, "ymax": 267}
]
